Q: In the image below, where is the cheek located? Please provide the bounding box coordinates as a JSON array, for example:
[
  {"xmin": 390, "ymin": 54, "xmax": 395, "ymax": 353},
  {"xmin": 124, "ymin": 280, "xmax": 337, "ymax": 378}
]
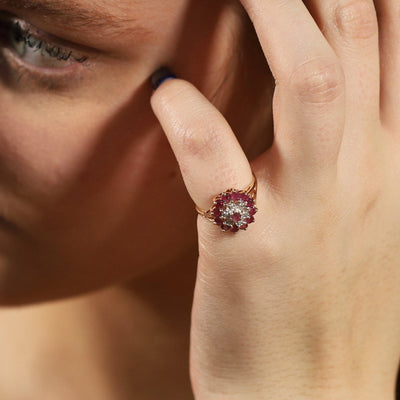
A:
[
  {"xmin": 0, "ymin": 106, "xmax": 111, "ymax": 246},
  {"xmin": 0, "ymin": 85, "xmax": 194, "ymax": 305},
  {"xmin": 1, "ymin": 103, "xmax": 103, "ymax": 199},
  {"xmin": 0, "ymin": 81, "xmax": 157, "ymax": 217}
]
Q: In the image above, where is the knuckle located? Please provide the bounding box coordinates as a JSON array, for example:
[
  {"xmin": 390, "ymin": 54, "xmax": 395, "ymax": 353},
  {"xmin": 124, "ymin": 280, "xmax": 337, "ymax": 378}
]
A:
[
  {"xmin": 289, "ymin": 58, "xmax": 345, "ymax": 105},
  {"xmin": 334, "ymin": 0, "xmax": 378, "ymax": 40},
  {"xmin": 179, "ymin": 118, "xmax": 225, "ymax": 159}
]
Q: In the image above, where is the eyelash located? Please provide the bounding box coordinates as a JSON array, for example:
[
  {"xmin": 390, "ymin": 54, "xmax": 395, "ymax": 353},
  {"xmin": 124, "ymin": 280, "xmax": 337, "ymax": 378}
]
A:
[
  {"xmin": 0, "ymin": 15, "xmax": 90, "ymax": 90},
  {"xmin": 12, "ymin": 21, "xmax": 88, "ymax": 64}
]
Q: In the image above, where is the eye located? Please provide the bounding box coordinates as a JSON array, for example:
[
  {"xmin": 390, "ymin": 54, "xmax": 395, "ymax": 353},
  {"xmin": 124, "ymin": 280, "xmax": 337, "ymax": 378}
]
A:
[
  {"xmin": 0, "ymin": 14, "xmax": 92, "ymax": 90},
  {"xmin": 8, "ymin": 20, "xmax": 87, "ymax": 69}
]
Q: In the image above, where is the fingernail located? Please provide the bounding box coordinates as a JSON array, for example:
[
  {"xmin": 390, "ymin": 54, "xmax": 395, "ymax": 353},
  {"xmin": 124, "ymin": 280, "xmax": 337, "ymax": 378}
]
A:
[{"xmin": 151, "ymin": 67, "xmax": 177, "ymax": 90}]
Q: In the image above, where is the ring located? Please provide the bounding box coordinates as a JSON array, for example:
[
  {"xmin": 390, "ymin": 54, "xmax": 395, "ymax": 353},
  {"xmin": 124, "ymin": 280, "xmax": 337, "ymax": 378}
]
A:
[{"xmin": 195, "ymin": 173, "xmax": 258, "ymax": 233}]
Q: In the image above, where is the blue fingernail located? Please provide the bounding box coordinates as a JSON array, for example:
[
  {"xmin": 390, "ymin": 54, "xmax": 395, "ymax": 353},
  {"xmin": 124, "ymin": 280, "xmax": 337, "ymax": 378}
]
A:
[{"xmin": 151, "ymin": 67, "xmax": 177, "ymax": 90}]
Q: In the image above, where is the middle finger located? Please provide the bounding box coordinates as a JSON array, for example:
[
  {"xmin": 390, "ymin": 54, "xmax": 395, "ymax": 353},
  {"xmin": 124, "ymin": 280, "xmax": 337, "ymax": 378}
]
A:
[
  {"xmin": 239, "ymin": 0, "xmax": 345, "ymax": 184},
  {"xmin": 304, "ymin": 0, "xmax": 381, "ymax": 141}
]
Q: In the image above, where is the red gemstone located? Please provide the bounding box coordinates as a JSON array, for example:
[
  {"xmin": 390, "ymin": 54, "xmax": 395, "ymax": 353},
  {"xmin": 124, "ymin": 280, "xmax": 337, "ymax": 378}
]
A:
[
  {"xmin": 213, "ymin": 208, "xmax": 221, "ymax": 217},
  {"xmin": 232, "ymin": 212, "xmax": 241, "ymax": 223},
  {"xmin": 221, "ymin": 193, "xmax": 231, "ymax": 202},
  {"xmin": 239, "ymin": 193, "xmax": 248, "ymax": 201},
  {"xmin": 231, "ymin": 226, "xmax": 239, "ymax": 233},
  {"xmin": 231, "ymin": 191, "xmax": 241, "ymax": 201},
  {"xmin": 246, "ymin": 216, "xmax": 255, "ymax": 224},
  {"xmin": 249, "ymin": 207, "xmax": 256, "ymax": 216}
]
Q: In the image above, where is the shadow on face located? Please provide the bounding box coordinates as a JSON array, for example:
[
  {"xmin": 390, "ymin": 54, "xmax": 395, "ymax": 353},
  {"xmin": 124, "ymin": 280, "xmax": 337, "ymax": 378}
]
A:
[{"xmin": 0, "ymin": 0, "xmax": 274, "ymax": 305}]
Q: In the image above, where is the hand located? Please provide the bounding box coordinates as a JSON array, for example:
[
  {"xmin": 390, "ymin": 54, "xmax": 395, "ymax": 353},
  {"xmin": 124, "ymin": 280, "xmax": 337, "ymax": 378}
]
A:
[{"xmin": 150, "ymin": 1, "xmax": 400, "ymax": 399}]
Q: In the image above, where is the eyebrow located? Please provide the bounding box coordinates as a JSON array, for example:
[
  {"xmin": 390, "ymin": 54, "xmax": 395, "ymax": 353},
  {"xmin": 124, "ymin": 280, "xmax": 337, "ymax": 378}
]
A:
[{"xmin": 0, "ymin": 0, "xmax": 152, "ymax": 39}]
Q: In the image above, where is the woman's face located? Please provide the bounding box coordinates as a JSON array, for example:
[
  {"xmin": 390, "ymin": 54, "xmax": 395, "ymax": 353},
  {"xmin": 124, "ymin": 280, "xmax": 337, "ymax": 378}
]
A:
[{"xmin": 0, "ymin": 0, "xmax": 264, "ymax": 304}]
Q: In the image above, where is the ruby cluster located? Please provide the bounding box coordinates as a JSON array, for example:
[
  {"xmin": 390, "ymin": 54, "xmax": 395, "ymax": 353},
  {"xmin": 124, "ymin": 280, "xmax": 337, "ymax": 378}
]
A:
[{"xmin": 211, "ymin": 189, "xmax": 257, "ymax": 233}]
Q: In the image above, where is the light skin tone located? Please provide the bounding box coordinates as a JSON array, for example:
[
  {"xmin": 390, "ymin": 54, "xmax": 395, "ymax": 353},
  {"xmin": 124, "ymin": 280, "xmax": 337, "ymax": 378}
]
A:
[
  {"xmin": 0, "ymin": 0, "xmax": 399, "ymax": 399},
  {"xmin": 0, "ymin": 0, "xmax": 271, "ymax": 398}
]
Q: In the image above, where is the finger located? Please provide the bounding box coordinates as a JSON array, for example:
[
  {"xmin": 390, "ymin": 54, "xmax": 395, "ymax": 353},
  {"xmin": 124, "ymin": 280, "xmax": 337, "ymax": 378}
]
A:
[
  {"xmin": 150, "ymin": 76, "xmax": 254, "ymax": 221},
  {"xmin": 304, "ymin": 0, "xmax": 380, "ymax": 140},
  {"xmin": 239, "ymin": 0, "xmax": 345, "ymax": 181},
  {"xmin": 374, "ymin": 1, "xmax": 400, "ymax": 131}
]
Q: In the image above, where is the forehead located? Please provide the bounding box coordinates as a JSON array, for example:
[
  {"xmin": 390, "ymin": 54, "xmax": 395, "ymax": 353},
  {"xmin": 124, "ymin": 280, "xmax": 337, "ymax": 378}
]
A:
[
  {"xmin": 0, "ymin": 0, "xmax": 155, "ymax": 40},
  {"xmin": 0, "ymin": 0, "xmax": 143, "ymax": 14}
]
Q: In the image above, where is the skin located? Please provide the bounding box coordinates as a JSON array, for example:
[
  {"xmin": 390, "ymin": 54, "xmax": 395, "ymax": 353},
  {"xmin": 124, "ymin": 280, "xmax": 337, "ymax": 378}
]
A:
[
  {"xmin": 0, "ymin": 0, "xmax": 272, "ymax": 304},
  {"xmin": 0, "ymin": 0, "xmax": 399, "ymax": 399},
  {"xmin": 0, "ymin": 0, "xmax": 272, "ymax": 398},
  {"xmin": 151, "ymin": 1, "xmax": 400, "ymax": 398}
]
